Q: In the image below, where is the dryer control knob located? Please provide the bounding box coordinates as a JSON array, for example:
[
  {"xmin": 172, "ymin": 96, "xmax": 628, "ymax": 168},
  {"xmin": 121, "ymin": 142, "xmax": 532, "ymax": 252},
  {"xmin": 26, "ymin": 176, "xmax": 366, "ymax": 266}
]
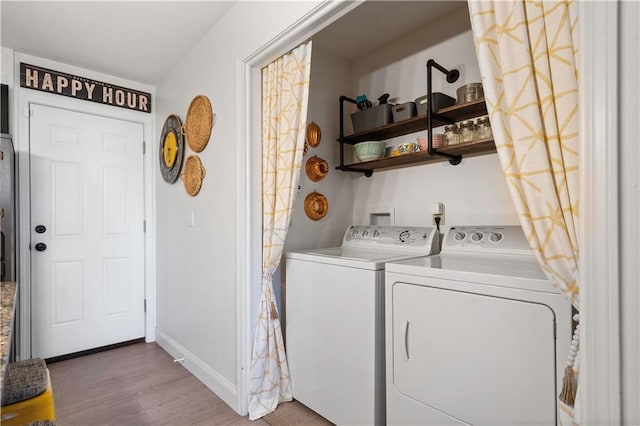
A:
[
  {"xmin": 454, "ymin": 232, "xmax": 466, "ymax": 241},
  {"xmin": 489, "ymin": 232, "xmax": 503, "ymax": 243},
  {"xmin": 399, "ymin": 230, "xmax": 411, "ymax": 243},
  {"xmin": 350, "ymin": 228, "xmax": 359, "ymax": 239},
  {"xmin": 471, "ymin": 232, "xmax": 484, "ymax": 242},
  {"xmin": 372, "ymin": 230, "xmax": 380, "ymax": 239},
  {"xmin": 361, "ymin": 230, "xmax": 369, "ymax": 238}
]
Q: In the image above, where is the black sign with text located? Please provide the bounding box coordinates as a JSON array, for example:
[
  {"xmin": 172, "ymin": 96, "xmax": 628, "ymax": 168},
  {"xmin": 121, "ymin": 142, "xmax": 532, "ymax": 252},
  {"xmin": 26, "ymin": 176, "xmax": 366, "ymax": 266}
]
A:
[{"xmin": 20, "ymin": 63, "xmax": 151, "ymax": 113}]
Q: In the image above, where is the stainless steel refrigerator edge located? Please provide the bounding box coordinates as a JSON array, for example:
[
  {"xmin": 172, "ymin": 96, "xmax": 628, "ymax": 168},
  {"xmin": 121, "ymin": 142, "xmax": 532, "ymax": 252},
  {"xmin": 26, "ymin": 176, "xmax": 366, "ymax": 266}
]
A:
[
  {"xmin": 1, "ymin": 133, "xmax": 16, "ymax": 282},
  {"xmin": 1, "ymin": 133, "xmax": 18, "ymax": 360}
]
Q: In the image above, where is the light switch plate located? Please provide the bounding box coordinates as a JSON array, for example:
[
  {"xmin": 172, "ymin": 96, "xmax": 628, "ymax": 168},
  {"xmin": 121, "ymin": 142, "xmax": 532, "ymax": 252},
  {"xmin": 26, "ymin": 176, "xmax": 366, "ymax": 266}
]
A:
[{"xmin": 186, "ymin": 210, "xmax": 195, "ymax": 227}]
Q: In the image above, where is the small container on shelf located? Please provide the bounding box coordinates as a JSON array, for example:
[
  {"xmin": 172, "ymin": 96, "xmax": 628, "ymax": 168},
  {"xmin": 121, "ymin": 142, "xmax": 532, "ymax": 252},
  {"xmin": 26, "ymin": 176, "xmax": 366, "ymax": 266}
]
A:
[
  {"xmin": 417, "ymin": 136, "xmax": 428, "ymax": 151},
  {"xmin": 351, "ymin": 104, "xmax": 393, "ymax": 133},
  {"xmin": 476, "ymin": 116, "xmax": 493, "ymax": 139},
  {"xmin": 433, "ymin": 134, "xmax": 445, "ymax": 149},
  {"xmin": 414, "ymin": 93, "xmax": 456, "ymax": 115},
  {"xmin": 397, "ymin": 142, "xmax": 419, "ymax": 154},
  {"xmin": 456, "ymin": 83, "xmax": 484, "ymax": 104},
  {"xmin": 391, "ymin": 102, "xmax": 417, "ymax": 122},
  {"xmin": 417, "ymin": 134, "xmax": 444, "ymax": 150},
  {"xmin": 444, "ymin": 124, "xmax": 460, "ymax": 146},
  {"xmin": 353, "ymin": 141, "xmax": 386, "ymax": 162},
  {"xmin": 458, "ymin": 119, "xmax": 476, "ymax": 143}
]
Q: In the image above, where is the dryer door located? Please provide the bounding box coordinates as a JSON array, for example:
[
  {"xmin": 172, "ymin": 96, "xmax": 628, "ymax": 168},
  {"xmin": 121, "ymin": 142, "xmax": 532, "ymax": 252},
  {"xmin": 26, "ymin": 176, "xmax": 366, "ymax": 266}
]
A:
[{"xmin": 391, "ymin": 280, "xmax": 558, "ymax": 425}]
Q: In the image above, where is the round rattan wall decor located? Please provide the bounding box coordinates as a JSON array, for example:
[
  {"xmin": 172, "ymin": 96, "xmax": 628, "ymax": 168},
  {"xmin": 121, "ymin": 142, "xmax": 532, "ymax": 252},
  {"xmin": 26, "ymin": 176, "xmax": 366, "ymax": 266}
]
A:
[
  {"xmin": 304, "ymin": 191, "xmax": 329, "ymax": 221},
  {"xmin": 306, "ymin": 122, "xmax": 321, "ymax": 148},
  {"xmin": 184, "ymin": 95, "xmax": 213, "ymax": 152},
  {"xmin": 305, "ymin": 156, "xmax": 329, "ymax": 182},
  {"xmin": 181, "ymin": 155, "xmax": 206, "ymax": 197},
  {"xmin": 159, "ymin": 114, "xmax": 185, "ymax": 183}
]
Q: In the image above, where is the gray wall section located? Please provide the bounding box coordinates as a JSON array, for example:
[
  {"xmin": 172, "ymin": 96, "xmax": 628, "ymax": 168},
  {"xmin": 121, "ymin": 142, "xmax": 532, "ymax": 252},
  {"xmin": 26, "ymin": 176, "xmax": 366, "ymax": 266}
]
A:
[
  {"xmin": 153, "ymin": 1, "xmax": 320, "ymax": 409},
  {"xmin": 619, "ymin": 2, "xmax": 640, "ymax": 424}
]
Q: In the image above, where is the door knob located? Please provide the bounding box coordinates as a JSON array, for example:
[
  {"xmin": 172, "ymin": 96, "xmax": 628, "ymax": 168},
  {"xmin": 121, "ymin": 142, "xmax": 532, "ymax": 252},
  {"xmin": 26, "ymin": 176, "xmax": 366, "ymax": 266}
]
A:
[
  {"xmin": 35, "ymin": 243, "xmax": 47, "ymax": 252},
  {"xmin": 35, "ymin": 225, "xmax": 47, "ymax": 234}
]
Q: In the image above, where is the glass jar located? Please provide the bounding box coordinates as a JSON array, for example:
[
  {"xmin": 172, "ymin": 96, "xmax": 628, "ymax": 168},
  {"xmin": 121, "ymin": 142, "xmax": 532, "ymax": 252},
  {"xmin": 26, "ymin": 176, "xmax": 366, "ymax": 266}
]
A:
[
  {"xmin": 476, "ymin": 116, "xmax": 493, "ymax": 139},
  {"xmin": 444, "ymin": 124, "xmax": 459, "ymax": 146},
  {"xmin": 459, "ymin": 119, "xmax": 476, "ymax": 143}
]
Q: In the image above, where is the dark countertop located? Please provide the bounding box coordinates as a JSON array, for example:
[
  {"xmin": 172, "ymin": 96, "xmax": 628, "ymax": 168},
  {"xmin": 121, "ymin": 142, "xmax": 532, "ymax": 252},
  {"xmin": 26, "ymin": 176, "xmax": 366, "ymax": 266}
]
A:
[{"xmin": 1, "ymin": 281, "xmax": 17, "ymax": 399}]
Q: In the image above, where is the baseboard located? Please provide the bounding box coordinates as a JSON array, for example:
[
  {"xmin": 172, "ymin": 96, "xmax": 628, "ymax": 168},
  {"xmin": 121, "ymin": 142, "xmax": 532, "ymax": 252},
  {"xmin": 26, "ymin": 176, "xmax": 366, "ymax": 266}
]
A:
[{"xmin": 155, "ymin": 329, "xmax": 239, "ymax": 413}]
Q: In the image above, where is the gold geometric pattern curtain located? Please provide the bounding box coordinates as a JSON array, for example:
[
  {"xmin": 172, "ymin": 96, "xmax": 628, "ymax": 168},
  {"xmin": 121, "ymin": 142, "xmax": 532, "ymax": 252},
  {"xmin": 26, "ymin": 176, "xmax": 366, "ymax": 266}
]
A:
[
  {"xmin": 248, "ymin": 40, "xmax": 312, "ymax": 420},
  {"xmin": 468, "ymin": 1, "xmax": 580, "ymax": 424}
]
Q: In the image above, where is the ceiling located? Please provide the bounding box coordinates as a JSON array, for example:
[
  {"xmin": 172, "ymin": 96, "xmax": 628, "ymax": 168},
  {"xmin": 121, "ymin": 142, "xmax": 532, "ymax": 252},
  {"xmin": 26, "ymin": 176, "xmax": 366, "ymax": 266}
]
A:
[
  {"xmin": 1, "ymin": 1, "xmax": 467, "ymax": 86},
  {"xmin": 313, "ymin": 1, "xmax": 467, "ymax": 61},
  {"xmin": 1, "ymin": 1, "xmax": 235, "ymax": 85}
]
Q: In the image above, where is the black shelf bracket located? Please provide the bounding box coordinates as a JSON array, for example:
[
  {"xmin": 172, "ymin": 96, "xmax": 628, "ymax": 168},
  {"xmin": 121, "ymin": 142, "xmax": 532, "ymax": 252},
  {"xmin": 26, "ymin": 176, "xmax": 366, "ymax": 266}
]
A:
[
  {"xmin": 426, "ymin": 59, "xmax": 462, "ymax": 165},
  {"xmin": 338, "ymin": 95, "xmax": 373, "ymax": 177}
]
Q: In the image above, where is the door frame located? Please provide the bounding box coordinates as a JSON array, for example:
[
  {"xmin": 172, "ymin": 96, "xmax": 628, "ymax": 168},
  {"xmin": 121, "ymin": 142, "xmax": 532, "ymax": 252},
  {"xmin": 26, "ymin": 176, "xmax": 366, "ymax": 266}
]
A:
[
  {"xmin": 578, "ymin": 1, "xmax": 622, "ymax": 424},
  {"xmin": 14, "ymin": 53, "xmax": 156, "ymax": 359}
]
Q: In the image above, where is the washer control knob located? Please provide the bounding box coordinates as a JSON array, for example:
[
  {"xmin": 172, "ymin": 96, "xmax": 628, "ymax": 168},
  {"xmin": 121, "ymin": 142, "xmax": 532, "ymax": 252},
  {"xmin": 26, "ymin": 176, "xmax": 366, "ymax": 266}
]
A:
[
  {"xmin": 350, "ymin": 228, "xmax": 359, "ymax": 239},
  {"xmin": 489, "ymin": 232, "xmax": 503, "ymax": 243},
  {"xmin": 399, "ymin": 230, "xmax": 411, "ymax": 243},
  {"xmin": 361, "ymin": 230, "xmax": 369, "ymax": 238},
  {"xmin": 372, "ymin": 230, "xmax": 380, "ymax": 239},
  {"xmin": 454, "ymin": 232, "xmax": 466, "ymax": 241},
  {"xmin": 471, "ymin": 232, "xmax": 484, "ymax": 242}
]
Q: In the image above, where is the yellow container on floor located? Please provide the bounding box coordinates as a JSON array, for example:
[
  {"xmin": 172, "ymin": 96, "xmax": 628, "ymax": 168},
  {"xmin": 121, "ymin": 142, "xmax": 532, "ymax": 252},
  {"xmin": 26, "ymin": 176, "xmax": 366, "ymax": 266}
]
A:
[{"xmin": 1, "ymin": 369, "xmax": 56, "ymax": 426}]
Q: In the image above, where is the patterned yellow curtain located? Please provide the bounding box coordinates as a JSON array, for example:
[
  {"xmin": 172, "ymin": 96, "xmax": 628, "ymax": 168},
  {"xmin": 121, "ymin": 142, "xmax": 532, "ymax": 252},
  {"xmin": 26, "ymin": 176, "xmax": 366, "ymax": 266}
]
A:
[
  {"xmin": 248, "ymin": 40, "xmax": 312, "ymax": 420},
  {"xmin": 468, "ymin": 1, "xmax": 580, "ymax": 424}
]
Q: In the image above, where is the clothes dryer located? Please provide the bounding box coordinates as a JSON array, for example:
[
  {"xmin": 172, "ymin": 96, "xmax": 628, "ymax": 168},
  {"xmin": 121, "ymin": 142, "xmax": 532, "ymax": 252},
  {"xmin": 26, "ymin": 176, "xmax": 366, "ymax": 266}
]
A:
[
  {"xmin": 385, "ymin": 226, "xmax": 572, "ymax": 425},
  {"xmin": 286, "ymin": 225, "xmax": 440, "ymax": 426}
]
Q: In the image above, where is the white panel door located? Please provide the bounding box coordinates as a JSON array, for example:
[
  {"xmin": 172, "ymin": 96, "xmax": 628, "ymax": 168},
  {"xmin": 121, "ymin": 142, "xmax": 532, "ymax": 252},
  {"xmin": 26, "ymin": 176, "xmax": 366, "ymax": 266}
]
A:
[{"xmin": 30, "ymin": 104, "xmax": 145, "ymax": 359}]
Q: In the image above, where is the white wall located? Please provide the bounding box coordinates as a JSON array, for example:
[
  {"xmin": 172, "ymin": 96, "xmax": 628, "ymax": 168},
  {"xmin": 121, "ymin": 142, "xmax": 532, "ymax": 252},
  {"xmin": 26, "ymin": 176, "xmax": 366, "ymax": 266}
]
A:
[
  {"xmin": 349, "ymin": 8, "xmax": 518, "ymax": 228},
  {"xmin": 153, "ymin": 0, "xmax": 320, "ymax": 413},
  {"xmin": 284, "ymin": 46, "xmax": 354, "ymax": 253},
  {"xmin": 1, "ymin": 47, "xmax": 13, "ymax": 85},
  {"xmin": 279, "ymin": 46, "xmax": 355, "ymax": 332},
  {"xmin": 1, "ymin": 47, "xmax": 15, "ymax": 136}
]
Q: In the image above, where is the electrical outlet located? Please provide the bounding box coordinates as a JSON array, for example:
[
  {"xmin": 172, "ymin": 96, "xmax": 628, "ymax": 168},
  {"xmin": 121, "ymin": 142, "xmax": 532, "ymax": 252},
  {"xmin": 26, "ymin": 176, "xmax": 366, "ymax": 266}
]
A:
[{"xmin": 432, "ymin": 213, "xmax": 444, "ymax": 226}]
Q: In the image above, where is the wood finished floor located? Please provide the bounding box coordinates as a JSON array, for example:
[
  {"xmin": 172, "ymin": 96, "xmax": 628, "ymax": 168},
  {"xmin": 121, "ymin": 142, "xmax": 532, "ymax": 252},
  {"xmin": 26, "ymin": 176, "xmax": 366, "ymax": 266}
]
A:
[{"xmin": 48, "ymin": 342, "xmax": 332, "ymax": 426}]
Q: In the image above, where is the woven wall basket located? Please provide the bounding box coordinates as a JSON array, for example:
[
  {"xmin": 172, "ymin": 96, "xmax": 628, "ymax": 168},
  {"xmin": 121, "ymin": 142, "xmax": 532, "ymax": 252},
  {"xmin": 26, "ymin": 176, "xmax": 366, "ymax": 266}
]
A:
[
  {"xmin": 184, "ymin": 95, "xmax": 213, "ymax": 152},
  {"xmin": 181, "ymin": 155, "xmax": 206, "ymax": 196}
]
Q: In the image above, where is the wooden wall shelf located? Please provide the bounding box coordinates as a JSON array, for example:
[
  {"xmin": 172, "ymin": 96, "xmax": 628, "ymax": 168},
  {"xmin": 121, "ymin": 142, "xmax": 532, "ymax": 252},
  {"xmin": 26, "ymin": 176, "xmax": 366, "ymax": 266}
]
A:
[
  {"xmin": 337, "ymin": 60, "xmax": 493, "ymax": 176},
  {"xmin": 341, "ymin": 99, "xmax": 488, "ymax": 145},
  {"xmin": 338, "ymin": 138, "xmax": 496, "ymax": 172}
]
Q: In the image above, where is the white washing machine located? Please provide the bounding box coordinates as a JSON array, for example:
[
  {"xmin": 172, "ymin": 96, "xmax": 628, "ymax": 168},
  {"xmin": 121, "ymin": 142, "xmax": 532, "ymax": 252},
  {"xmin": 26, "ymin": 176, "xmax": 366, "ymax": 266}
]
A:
[
  {"xmin": 385, "ymin": 226, "xmax": 572, "ymax": 426},
  {"xmin": 286, "ymin": 225, "xmax": 440, "ymax": 426}
]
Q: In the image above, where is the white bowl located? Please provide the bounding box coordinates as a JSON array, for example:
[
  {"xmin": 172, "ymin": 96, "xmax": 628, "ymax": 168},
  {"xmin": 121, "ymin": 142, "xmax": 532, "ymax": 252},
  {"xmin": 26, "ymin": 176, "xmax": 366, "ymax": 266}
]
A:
[{"xmin": 354, "ymin": 141, "xmax": 386, "ymax": 162}]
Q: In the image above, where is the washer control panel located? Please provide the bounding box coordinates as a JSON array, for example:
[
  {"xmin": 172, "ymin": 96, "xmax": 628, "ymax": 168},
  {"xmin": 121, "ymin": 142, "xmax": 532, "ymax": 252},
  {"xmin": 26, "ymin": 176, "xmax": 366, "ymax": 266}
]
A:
[
  {"xmin": 343, "ymin": 225, "xmax": 440, "ymax": 254},
  {"xmin": 444, "ymin": 226, "xmax": 531, "ymax": 254}
]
